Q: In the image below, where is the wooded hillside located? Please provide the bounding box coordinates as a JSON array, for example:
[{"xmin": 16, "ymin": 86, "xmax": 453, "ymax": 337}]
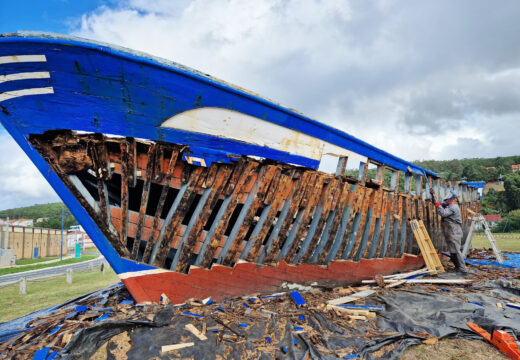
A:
[{"xmin": 0, "ymin": 203, "xmax": 77, "ymax": 229}]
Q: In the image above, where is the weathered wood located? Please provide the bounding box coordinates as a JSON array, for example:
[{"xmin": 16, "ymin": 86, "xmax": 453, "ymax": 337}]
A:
[
  {"xmin": 132, "ymin": 144, "xmax": 157, "ymax": 259},
  {"xmin": 126, "ymin": 137, "xmax": 137, "ymax": 188},
  {"xmin": 175, "ymin": 164, "xmax": 233, "ymax": 273},
  {"xmin": 198, "ymin": 162, "xmax": 259, "ymax": 268},
  {"xmin": 119, "ymin": 141, "xmax": 129, "ymax": 248},
  {"xmin": 142, "ymin": 147, "xmax": 180, "ymax": 263},
  {"xmin": 90, "ymin": 141, "xmax": 112, "ymax": 230}
]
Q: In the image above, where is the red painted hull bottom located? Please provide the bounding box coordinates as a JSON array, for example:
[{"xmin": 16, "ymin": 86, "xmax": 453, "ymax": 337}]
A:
[{"xmin": 121, "ymin": 255, "xmax": 425, "ymax": 304}]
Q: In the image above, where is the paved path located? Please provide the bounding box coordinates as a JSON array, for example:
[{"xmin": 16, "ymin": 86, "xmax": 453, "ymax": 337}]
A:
[{"xmin": 0, "ymin": 256, "xmax": 106, "ymax": 286}]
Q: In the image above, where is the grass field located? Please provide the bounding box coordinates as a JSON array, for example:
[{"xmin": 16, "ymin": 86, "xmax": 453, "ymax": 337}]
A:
[
  {"xmin": 0, "ymin": 255, "xmax": 99, "ymax": 276},
  {"xmin": 0, "ymin": 267, "xmax": 119, "ymax": 322},
  {"xmin": 471, "ymin": 232, "xmax": 520, "ymax": 252},
  {"xmin": 16, "ymin": 256, "xmax": 60, "ymax": 266}
]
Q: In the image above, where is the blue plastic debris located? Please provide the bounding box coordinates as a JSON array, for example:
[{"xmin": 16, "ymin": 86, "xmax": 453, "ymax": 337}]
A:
[
  {"xmin": 469, "ymin": 301, "xmax": 483, "ymax": 307},
  {"xmin": 243, "ymin": 302, "xmax": 250, "ymax": 308},
  {"xmin": 506, "ymin": 303, "xmax": 520, "ymax": 310},
  {"xmin": 47, "ymin": 351, "xmax": 58, "ymax": 360},
  {"xmin": 49, "ymin": 324, "xmax": 63, "ymax": 335},
  {"xmin": 119, "ymin": 299, "xmax": 133, "ymax": 305},
  {"xmin": 75, "ymin": 305, "xmax": 88, "ymax": 313},
  {"xmin": 93, "ymin": 313, "xmax": 112, "ymax": 322},
  {"xmin": 294, "ymin": 326, "xmax": 304, "ymax": 331},
  {"xmin": 32, "ymin": 347, "xmax": 50, "ymax": 360},
  {"xmin": 281, "ymin": 345, "xmax": 287, "ymax": 354},
  {"xmin": 202, "ymin": 298, "xmax": 214, "ymax": 305},
  {"xmin": 239, "ymin": 323, "xmax": 249, "ymax": 328},
  {"xmin": 249, "ymin": 297, "xmax": 258, "ymax": 302},
  {"xmin": 298, "ymin": 315, "xmax": 305, "ymax": 321},
  {"xmin": 466, "ymin": 253, "xmax": 520, "ymax": 269},
  {"xmin": 290, "ymin": 291, "xmax": 306, "ymax": 307},
  {"xmin": 344, "ymin": 354, "xmax": 358, "ymax": 359},
  {"xmin": 266, "ymin": 336, "xmax": 272, "ymax": 343},
  {"xmin": 293, "ymin": 338, "xmax": 298, "ymax": 345},
  {"xmin": 181, "ymin": 311, "xmax": 204, "ymax": 318}
]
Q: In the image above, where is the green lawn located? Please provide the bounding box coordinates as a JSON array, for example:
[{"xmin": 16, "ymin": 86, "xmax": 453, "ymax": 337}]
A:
[
  {"xmin": 471, "ymin": 233, "xmax": 520, "ymax": 252},
  {"xmin": 0, "ymin": 267, "xmax": 120, "ymax": 322},
  {"xmin": 16, "ymin": 256, "xmax": 59, "ymax": 266},
  {"xmin": 0, "ymin": 255, "xmax": 99, "ymax": 276}
]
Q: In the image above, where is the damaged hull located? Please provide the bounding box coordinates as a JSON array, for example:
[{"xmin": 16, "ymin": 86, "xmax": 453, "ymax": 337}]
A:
[{"xmin": 0, "ymin": 32, "xmax": 480, "ymax": 304}]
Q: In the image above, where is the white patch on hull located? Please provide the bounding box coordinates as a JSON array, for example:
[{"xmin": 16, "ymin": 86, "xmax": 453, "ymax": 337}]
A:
[
  {"xmin": 0, "ymin": 87, "xmax": 54, "ymax": 102},
  {"xmin": 161, "ymin": 107, "xmax": 363, "ymax": 162},
  {"xmin": 118, "ymin": 268, "xmax": 171, "ymax": 280},
  {"xmin": 0, "ymin": 71, "xmax": 50, "ymax": 83}
]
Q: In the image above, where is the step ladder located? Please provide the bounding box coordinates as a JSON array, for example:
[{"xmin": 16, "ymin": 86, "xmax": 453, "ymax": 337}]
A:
[
  {"xmin": 462, "ymin": 214, "xmax": 504, "ymax": 263},
  {"xmin": 410, "ymin": 219, "xmax": 445, "ymax": 274}
]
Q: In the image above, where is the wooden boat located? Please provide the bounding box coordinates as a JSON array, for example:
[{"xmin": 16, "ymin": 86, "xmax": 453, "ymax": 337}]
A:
[{"xmin": 0, "ymin": 32, "xmax": 480, "ymax": 303}]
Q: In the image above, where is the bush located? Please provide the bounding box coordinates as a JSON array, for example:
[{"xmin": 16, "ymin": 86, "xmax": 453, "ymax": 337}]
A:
[{"xmin": 493, "ymin": 209, "xmax": 520, "ymax": 232}]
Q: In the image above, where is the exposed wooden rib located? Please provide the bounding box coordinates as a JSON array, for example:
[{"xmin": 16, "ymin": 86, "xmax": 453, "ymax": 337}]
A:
[
  {"xmin": 127, "ymin": 137, "xmax": 137, "ymax": 188},
  {"xmin": 198, "ymin": 161, "xmax": 258, "ymax": 268},
  {"xmin": 175, "ymin": 164, "xmax": 233, "ymax": 273},
  {"xmin": 153, "ymin": 166, "xmax": 208, "ymax": 267},
  {"xmin": 350, "ymin": 188, "xmax": 376, "ymax": 260},
  {"xmin": 154, "ymin": 145, "xmax": 164, "ymax": 183},
  {"xmin": 119, "ymin": 141, "xmax": 130, "ymax": 248},
  {"xmin": 264, "ymin": 171, "xmax": 313, "ymax": 263},
  {"xmin": 142, "ymin": 147, "xmax": 179, "ymax": 263},
  {"xmin": 90, "ymin": 141, "xmax": 111, "ymax": 230},
  {"xmin": 223, "ymin": 165, "xmax": 279, "ymax": 265},
  {"xmin": 132, "ymin": 144, "xmax": 157, "ymax": 259},
  {"xmin": 340, "ymin": 187, "xmax": 366, "ymax": 259}
]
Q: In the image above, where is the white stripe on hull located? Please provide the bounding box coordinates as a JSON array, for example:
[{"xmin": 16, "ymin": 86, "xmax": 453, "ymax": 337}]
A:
[
  {"xmin": 0, "ymin": 55, "xmax": 47, "ymax": 64},
  {"xmin": 0, "ymin": 87, "xmax": 54, "ymax": 102},
  {"xmin": 161, "ymin": 107, "xmax": 362, "ymax": 162},
  {"xmin": 117, "ymin": 268, "xmax": 171, "ymax": 280},
  {"xmin": 0, "ymin": 71, "xmax": 50, "ymax": 83}
]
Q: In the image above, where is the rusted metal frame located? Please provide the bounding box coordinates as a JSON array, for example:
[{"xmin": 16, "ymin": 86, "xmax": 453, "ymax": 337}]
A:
[
  {"xmin": 283, "ymin": 175, "xmax": 327, "ymax": 263},
  {"xmin": 276, "ymin": 173, "xmax": 322, "ymax": 262},
  {"xmin": 335, "ymin": 156, "xmax": 348, "ymax": 176},
  {"xmin": 298, "ymin": 178, "xmax": 341, "ymax": 263},
  {"xmin": 175, "ymin": 165, "xmax": 233, "ymax": 273},
  {"xmin": 367, "ymin": 189, "xmax": 387, "ymax": 258},
  {"xmin": 343, "ymin": 187, "xmax": 372, "ymax": 260},
  {"xmin": 151, "ymin": 166, "xmax": 207, "ymax": 267},
  {"xmin": 119, "ymin": 141, "xmax": 130, "ymax": 249},
  {"xmin": 220, "ymin": 165, "xmax": 279, "ymax": 265},
  {"xmin": 263, "ymin": 171, "xmax": 313, "ymax": 263},
  {"xmin": 239, "ymin": 167, "xmax": 284, "ymax": 261},
  {"xmin": 126, "ymin": 137, "xmax": 137, "ymax": 188},
  {"xmin": 90, "ymin": 141, "xmax": 113, "ymax": 233},
  {"xmin": 254, "ymin": 172, "xmax": 301, "ymax": 263},
  {"xmin": 199, "ymin": 162, "xmax": 259, "ymax": 268},
  {"xmin": 142, "ymin": 148, "xmax": 180, "ymax": 264},
  {"xmin": 352, "ymin": 189, "xmax": 378, "ymax": 261},
  {"xmin": 132, "ymin": 144, "xmax": 157, "ymax": 259}
]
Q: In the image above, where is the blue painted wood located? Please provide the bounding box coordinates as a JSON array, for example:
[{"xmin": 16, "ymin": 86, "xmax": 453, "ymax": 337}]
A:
[
  {"xmin": 170, "ymin": 187, "xmax": 212, "ymax": 270},
  {"xmin": 354, "ymin": 207, "xmax": 373, "ymax": 261},
  {"xmin": 341, "ymin": 212, "xmax": 362, "ymax": 260},
  {"xmin": 310, "ymin": 209, "xmax": 336, "ymax": 263},
  {"xmin": 194, "ymin": 195, "xmax": 232, "ymax": 266},
  {"xmin": 257, "ymin": 199, "xmax": 292, "ymax": 263},
  {"xmin": 293, "ymin": 204, "xmax": 324, "ymax": 264},
  {"xmin": 289, "ymin": 291, "xmax": 306, "ymax": 307},
  {"xmin": 0, "ymin": 33, "xmax": 437, "ymax": 177},
  {"xmin": 367, "ymin": 216, "xmax": 382, "ymax": 259}
]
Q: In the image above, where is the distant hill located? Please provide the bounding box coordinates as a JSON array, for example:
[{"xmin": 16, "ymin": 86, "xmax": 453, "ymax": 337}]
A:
[
  {"xmin": 0, "ymin": 202, "xmax": 77, "ymax": 229},
  {"xmin": 414, "ymin": 155, "xmax": 520, "ymax": 182}
]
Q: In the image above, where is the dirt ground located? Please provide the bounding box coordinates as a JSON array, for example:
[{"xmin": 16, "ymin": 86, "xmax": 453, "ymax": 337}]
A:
[{"xmin": 402, "ymin": 338, "xmax": 507, "ymax": 360}]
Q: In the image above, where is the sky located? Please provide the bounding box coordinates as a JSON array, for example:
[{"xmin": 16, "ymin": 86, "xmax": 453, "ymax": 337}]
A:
[{"xmin": 0, "ymin": 0, "xmax": 519, "ymax": 209}]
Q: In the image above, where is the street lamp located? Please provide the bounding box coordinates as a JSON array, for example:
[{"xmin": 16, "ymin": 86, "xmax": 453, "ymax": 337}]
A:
[{"xmin": 61, "ymin": 207, "xmax": 71, "ymax": 261}]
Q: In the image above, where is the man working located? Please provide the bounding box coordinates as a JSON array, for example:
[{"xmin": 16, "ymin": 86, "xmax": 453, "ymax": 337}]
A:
[{"xmin": 430, "ymin": 189, "xmax": 468, "ymax": 273}]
